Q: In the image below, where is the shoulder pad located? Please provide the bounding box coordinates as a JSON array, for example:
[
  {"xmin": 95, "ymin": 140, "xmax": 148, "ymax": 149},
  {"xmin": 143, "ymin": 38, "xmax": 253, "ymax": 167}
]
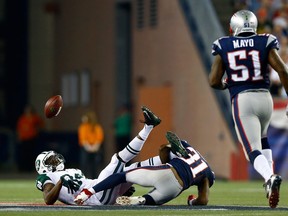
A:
[{"xmin": 266, "ymin": 34, "xmax": 279, "ymax": 49}]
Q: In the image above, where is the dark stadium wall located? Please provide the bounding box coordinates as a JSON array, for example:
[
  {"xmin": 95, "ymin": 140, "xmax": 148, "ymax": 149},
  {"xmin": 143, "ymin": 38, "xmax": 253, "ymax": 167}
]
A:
[
  {"xmin": 29, "ymin": 0, "xmax": 55, "ymax": 126},
  {"xmin": 4, "ymin": 0, "xmax": 29, "ymax": 129},
  {"xmin": 53, "ymin": 0, "xmax": 117, "ymax": 160},
  {"xmin": 29, "ymin": 0, "xmax": 118, "ymax": 160}
]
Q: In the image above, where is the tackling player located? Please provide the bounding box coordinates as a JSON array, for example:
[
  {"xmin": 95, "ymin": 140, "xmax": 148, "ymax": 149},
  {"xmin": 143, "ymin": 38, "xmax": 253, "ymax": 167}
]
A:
[
  {"xmin": 208, "ymin": 9, "xmax": 288, "ymax": 208},
  {"xmin": 35, "ymin": 106, "xmax": 163, "ymax": 205},
  {"xmin": 74, "ymin": 131, "xmax": 215, "ymax": 206}
]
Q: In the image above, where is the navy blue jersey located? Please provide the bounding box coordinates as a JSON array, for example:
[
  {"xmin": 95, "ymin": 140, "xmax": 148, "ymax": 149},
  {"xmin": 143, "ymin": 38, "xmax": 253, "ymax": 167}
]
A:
[
  {"xmin": 212, "ymin": 34, "xmax": 279, "ymax": 99},
  {"xmin": 168, "ymin": 140, "xmax": 215, "ymax": 190}
]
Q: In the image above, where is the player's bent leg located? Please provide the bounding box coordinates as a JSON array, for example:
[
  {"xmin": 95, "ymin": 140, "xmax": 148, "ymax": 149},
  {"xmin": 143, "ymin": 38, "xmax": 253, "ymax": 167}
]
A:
[
  {"xmin": 117, "ymin": 125, "xmax": 153, "ymax": 163},
  {"xmin": 93, "ymin": 172, "xmax": 128, "ymax": 205},
  {"xmin": 125, "ymin": 166, "xmax": 183, "ymax": 205},
  {"xmin": 88, "ymin": 154, "xmax": 126, "ymax": 205},
  {"xmin": 117, "ymin": 106, "xmax": 161, "ymax": 163},
  {"xmin": 97, "ymin": 154, "xmax": 125, "ymax": 182},
  {"xmin": 123, "ymin": 156, "xmax": 162, "ymax": 171}
]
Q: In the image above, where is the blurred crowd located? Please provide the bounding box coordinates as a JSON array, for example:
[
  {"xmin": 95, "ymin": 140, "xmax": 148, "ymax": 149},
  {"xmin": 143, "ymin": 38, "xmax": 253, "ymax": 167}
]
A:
[{"xmin": 233, "ymin": 0, "xmax": 288, "ymax": 98}]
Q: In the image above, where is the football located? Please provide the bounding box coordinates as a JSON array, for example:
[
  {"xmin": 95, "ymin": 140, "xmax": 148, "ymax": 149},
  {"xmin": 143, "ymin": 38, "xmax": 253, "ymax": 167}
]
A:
[{"xmin": 44, "ymin": 95, "xmax": 63, "ymax": 118}]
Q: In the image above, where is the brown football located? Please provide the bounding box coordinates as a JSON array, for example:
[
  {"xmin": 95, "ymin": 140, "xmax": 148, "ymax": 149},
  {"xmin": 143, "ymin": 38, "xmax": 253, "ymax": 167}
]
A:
[{"xmin": 44, "ymin": 95, "xmax": 63, "ymax": 118}]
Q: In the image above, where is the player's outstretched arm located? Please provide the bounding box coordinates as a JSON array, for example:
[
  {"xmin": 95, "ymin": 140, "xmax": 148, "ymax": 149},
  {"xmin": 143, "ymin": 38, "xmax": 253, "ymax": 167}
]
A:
[
  {"xmin": 209, "ymin": 55, "xmax": 227, "ymax": 90},
  {"xmin": 269, "ymin": 48, "xmax": 288, "ymax": 117},
  {"xmin": 268, "ymin": 49, "xmax": 288, "ymax": 96},
  {"xmin": 42, "ymin": 181, "xmax": 62, "ymax": 205},
  {"xmin": 187, "ymin": 178, "xmax": 210, "ymax": 206}
]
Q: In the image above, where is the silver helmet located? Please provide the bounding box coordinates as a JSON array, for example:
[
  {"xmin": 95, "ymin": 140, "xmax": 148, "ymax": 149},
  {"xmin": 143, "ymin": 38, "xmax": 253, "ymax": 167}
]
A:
[
  {"xmin": 35, "ymin": 151, "xmax": 65, "ymax": 174},
  {"xmin": 230, "ymin": 10, "xmax": 258, "ymax": 36}
]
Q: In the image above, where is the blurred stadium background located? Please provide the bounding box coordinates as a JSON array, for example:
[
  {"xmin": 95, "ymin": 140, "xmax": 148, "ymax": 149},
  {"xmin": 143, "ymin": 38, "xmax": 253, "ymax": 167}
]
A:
[{"xmin": 0, "ymin": 0, "xmax": 287, "ymax": 183}]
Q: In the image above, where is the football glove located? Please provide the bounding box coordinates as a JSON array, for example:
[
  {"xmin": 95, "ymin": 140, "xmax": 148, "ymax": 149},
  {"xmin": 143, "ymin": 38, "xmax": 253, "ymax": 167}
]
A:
[
  {"xmin": 60, "ymin": 174, "xmax": 80, "ymax": 194},
  {"xmin": 74, "ymin": 189, "xmax": 93, "ymax": 205},
  {"xmin": 187, "ymin": 194, "xmax": 196, "ymax": 206}
]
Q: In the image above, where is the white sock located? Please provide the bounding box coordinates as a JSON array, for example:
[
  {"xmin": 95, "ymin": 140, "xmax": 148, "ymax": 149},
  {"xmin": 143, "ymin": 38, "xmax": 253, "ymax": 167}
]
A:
[
  {"xmin": 138, "ymin": 124, "xmax": 153, "ymax": 140},
  {"xmin": 261, "ymin": 149, "xmax": 274, "ymax": 172},
  {"xmin": 123, "ymin": 156, "xmax": 162, "ymax": 171},
  {"xmin": 118, "ymin": 124, "xmax": 153, "ymax": 163},
  {"xmin": 253, "ymin": 154, "xmax": 273, "ymax": 182}
]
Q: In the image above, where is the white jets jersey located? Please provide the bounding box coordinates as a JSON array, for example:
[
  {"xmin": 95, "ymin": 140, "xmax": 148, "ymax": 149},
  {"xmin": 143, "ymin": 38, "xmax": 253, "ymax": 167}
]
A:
[{"xmin": 35, "ymin": 168, "xmax": 100, "ymax": 205}]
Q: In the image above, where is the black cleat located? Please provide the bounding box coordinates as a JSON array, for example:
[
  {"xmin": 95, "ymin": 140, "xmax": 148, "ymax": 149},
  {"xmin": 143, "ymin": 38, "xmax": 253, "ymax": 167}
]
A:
[
  {"xmin": 122, "ymin": 186, "xmax": 136, "ymax": 197},
  {"xmin": 140, "ymin": 106, "xmax": 161, "ymax": 127},
  {"xmin": 264, "ymin": 174, "xmax": 282, "ymax": 208},
  {"xmin": 166, "ymin": 131, "xmax": 189, "ymax": 158}
]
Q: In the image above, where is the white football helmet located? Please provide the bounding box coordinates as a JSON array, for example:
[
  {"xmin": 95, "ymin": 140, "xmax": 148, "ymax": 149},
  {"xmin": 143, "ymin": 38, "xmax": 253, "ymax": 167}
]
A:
[
  {"xmin": 230, "ymin": 10, "xmax": 258, "ymax": 36},
  {"xmin": 35, "ymin": 151, "xmax": 65, "ymax": 174}
]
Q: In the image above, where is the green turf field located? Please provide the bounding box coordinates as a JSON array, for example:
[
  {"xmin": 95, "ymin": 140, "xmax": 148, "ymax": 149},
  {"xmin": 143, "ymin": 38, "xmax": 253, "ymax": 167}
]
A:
[{"xmin": 0, "ymin": 179, "xmax": 287, "ymax": 215}]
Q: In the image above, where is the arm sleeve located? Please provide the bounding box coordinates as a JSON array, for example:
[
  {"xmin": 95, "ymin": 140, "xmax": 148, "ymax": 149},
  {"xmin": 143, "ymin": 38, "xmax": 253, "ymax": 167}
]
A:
[{"xmin": 36, "ymin": 174, "xmax": 53, "ymax": 191}]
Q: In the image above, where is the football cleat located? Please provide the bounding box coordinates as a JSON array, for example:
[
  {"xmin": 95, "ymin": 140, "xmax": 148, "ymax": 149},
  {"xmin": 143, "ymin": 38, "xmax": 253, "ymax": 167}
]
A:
[
  {"xmin": 116, "ymin": 196, "xmax": 146, "ymax": 205},
  {"xmin": 140, "ymin": 106, "xmax": 161, "ymax": 127},
  {"xmin": 74, "ymin": 189, "xmax": 93, "ymax": 205},
  {"xmin": 166, "ymin": 131, "xmax": 189, "ymax": 158},
  {"xmin": 122, "ymin": 186, "xmax": 136, "ymax": 197},
  {"xmin": 263, "ymin": 174, "xmax": 282, "ymax": 208}
]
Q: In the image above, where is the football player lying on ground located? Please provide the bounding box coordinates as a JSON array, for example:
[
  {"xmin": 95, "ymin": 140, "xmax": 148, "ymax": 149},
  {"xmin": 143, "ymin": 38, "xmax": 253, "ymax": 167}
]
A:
[
  {"xmin": 74, "ymin": 131, "xmax": 215, "ymax": 206},
  {"xmin": 35, "ymin": 106, "xmax": 163, "ymax": 205}
]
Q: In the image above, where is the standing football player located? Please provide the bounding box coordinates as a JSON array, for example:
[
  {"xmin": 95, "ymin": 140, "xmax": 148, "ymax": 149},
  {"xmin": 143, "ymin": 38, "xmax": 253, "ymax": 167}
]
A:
[
  {"xmin": 208, "ymin": 9, "xmax": 288, "ymax": 208},
  {"xmin": 35, "ymin": 106, "xmax": 162, "ymax": 205},
  {"xmin": 74, "ymin": 131, "xmax": 215, "ymax": 206}
]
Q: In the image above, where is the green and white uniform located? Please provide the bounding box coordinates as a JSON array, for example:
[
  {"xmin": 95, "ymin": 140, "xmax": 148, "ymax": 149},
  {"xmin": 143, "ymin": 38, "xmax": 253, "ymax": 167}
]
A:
[
  {"xmin": 36, "ymin": 154, "xmax": 133, "ymax": 205},
  {"xmin": 36, "ymin": 168, "xmax": 100, "ymax": 205},
  {"xmin": 36, "ymin": 124, "xmax": 161, "ymax": 205}
]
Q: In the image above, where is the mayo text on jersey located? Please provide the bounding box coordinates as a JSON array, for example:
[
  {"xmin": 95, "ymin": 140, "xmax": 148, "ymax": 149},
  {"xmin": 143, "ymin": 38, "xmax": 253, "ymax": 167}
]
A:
[{"xmin": 232, "ymin": 39, "xmax": 254, "ymax": 48}]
